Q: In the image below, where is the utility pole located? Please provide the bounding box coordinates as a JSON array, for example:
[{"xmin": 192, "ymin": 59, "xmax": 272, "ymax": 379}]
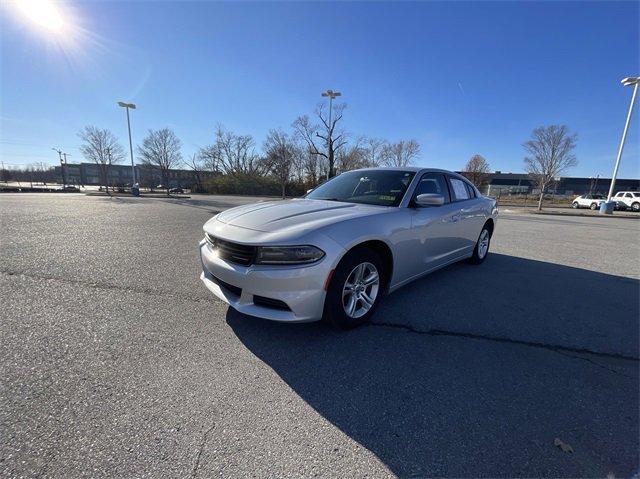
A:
[
  {"xmin": 63, "ymin": 153, "xmax": 71, "ymax": 187},
  {"xmin": 106, "ymin": 147, "xmax": 112, "ymax": 193},
  {"xmin": 52, "ymin": 148, "xmax": 66, "ymax": 189}
]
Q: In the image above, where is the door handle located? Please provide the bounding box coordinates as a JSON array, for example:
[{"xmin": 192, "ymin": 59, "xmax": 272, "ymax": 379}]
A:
[{"xmin": 450, "ymin": 213, "xmax": 461, "ymax": 222}]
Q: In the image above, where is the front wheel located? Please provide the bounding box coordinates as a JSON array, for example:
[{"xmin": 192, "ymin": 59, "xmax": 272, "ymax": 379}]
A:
[
  {"xmin": 468, "ymin": 224, "xmax": 492, "ymax": 265},
  {"xmin": 572, "ymin": 202, "xmax": 579, "ymax": 209},
  {"xmin": 324, "ymin": 248, "xmax": 384, "ymax": 329},
  {"xmin": 632, "ymin": 202, "xmax": 640, "ymax": 212}
]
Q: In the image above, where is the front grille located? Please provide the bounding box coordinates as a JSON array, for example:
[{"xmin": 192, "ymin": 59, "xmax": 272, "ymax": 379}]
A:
[
  {"xmin": 253, "ymin": 295, "xmax": 291, "ymax": 311},
  {"xmin": 209, "ymin": 272, "xmax": 242, "ymax": 297},
  {"xmin": 206, "ymin": 234, "xmax": 256, "ymax": 266}
]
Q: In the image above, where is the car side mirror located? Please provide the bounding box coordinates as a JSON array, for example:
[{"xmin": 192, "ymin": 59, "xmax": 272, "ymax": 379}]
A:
[
  {"xmin": 306, "ymin": 188, "xmax": 314, "ymax": 194},
  {"xmin": 414, "ymin": 193, "xmax": 444, "ymax": 207}
]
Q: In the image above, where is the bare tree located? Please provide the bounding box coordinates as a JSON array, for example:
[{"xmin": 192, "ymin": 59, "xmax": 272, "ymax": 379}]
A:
[
  {"xmin": 78, "ymin": 126, "xmax": 125, "ymax": 194},
  {"xmin": 301, "ymin": 148, "xmax": 323, "ymax": 187},
  {"xmin": 381, "ymin": 139, "xmax": 421, "ymax": 167},
  {"xmin": 289, "ymin": 140, "xmax": 307, "ymax": 185},
  {"xmin": 137, "ymin": 128, "xmax": 183, "ymax": 195},
  {"xmin": 336, "ymin": 137, "xmax": 367, "ymax": 173},
  {"xmin": 185, "ymin": 153, "xmax": 205, "ymax": 193},
  {"xmin": 462, "ymin": 154, "xmax": 491, "ymax": 188},
  {"xmin": 200, "ymin": 125, "xmax": 263, "ymax": 176},
  {"xmin": 263, "ymin": 129, "xmax": 297, "ymax": 199},
  {"xmin": 293, "ymin": 102, "xmax": 347, "ymax": 179},
  {"xmin": 362, "ymin": 137, "xmax": 387, "ymax": 167},
  {"xmin": 198, "ymin": 143, "xmax": 221, "ymax": 174},
  {"xmin": 523, "ymin": 125, "xmax": 578, "ymax": 211}
]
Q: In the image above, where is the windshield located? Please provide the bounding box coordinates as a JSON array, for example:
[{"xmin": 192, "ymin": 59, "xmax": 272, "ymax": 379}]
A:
[{"xmin": 306, "ymin": 170, "xmax": 416, "ymax": 207}]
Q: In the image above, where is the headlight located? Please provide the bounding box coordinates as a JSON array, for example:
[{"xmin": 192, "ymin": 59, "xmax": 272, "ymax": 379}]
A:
[{"xmin": 255, "ymin": 245, "xmax": 325, "ymax": 265}]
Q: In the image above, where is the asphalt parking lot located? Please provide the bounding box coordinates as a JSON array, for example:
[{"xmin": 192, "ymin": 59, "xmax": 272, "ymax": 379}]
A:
[{"xmin": 1, "ymin": 193, "xmax": 638, "ymax": 478}]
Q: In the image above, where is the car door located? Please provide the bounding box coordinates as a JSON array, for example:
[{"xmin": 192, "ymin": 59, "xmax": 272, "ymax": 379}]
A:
[
  {"xmin": 405, "ymin": 172, "xmax": 464, "ymax": 279},
  {"xmin": 625, "ymin": 192, "xmax": 634, "ymax": 207},
  {"xmin": 447, "ymin": 175, "xmax": 484, "ymax": 252},
  {"xmin": 460, "ymin": 179, "xmax": 486, "ymax": 241}
]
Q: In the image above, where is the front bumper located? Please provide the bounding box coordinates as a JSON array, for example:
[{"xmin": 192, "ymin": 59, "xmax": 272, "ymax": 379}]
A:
[{"xmin": 199, "ymin": 240, "xmax": 333, "ymax": 322}]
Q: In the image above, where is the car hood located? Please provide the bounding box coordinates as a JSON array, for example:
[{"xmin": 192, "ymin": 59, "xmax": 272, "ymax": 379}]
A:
[{"xmin": 211, "ymin": 199, "xmax": 389, "ymax": 236}]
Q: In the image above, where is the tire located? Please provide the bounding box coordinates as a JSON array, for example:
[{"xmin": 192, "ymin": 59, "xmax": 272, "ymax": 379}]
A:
[
  {"xmin": 468, "ymin": 223, "xmax": 492, "ymax": 265},
  {"xmin": 632, "ymin": 202, "xmax": 640, "ymax": 212},
  {"xmin": 590, "ymin": 202, "xmax": 598, "ymax": 210},
  {"xmin": 324, "ymin": 247, "xmax": 385, "ymax": 329},
  {"xmin": 572, "ymin": 202, "xmax": 579, "ymax": 209}
]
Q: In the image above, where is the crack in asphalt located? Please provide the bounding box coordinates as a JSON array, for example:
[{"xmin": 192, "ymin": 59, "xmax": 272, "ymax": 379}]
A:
[
  {"xmin": 550, "ymin": 349, "xmax": 634, "ymax": 377},
  {"xmin": 3, "ymin": 269, "xmax": 637, "ymax": 367},
  {"xmin": 370, "ymin": 321, "xmax": 639, "ymax": 363},
  {"xmin": 192, "ymin": 423, "xmax": 216, "ymax": 478}
]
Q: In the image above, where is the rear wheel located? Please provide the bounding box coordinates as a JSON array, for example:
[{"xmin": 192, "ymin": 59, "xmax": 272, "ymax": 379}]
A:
[
  {"xmin": 324, "ymin": 248, "xmax": 384, "ymax": 329},
  {"xmin": 590, "ymin": 202, "xmax": 598, "ymax": 210},
  {"xmin": 469, "ymin": 223, "xmax": 492, "ymax": 265},
  {"xmin": 632, "ymin": 202, "xmax": 640, "ymax": 212}
]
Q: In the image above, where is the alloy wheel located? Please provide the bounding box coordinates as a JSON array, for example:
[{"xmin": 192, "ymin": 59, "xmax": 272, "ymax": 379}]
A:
[
  {"xmin": 478, "ymin": 229, "xmax": 490, "ymax": 259},
  {"xmin": 342, "ymin": 262, "xmax": 380, "ymax": 319}
]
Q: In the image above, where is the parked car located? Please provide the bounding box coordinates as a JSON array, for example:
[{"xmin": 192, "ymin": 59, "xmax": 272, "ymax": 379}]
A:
[
  {"xmin": 199, "ymin": 167, "xmax": 498, "ymax": 328},
  {"xmin": 169, "ymin": 187, "xmax": 184, "ymax": 194},
  {"xmin": 612, "ymin": 191, "xmax": 640, "ymax": 211},
  {"xmin": 571, "ymin": 194, "xmax": 606, "ymax": 210}
]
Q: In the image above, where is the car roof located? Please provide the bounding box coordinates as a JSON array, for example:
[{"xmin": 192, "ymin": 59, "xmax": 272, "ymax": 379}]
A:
[
  {"xmin": 348, "ymin": 166, "xmax": 464, "ymax": 176},
  {"xmin": 347, "ymin": 166, "xmax": 423, "ymax": 173}
]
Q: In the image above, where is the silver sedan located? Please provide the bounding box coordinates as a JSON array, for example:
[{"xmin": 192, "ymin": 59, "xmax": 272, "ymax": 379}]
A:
[{"xmin": 199, "ymin": 167, "xmax": 498, "ymax": 328}]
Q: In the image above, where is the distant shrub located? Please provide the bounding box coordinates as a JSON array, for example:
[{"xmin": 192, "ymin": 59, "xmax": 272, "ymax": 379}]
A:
[{"xmin": 202, "ymin": 173, "xmax": 305, "ymax": 197}]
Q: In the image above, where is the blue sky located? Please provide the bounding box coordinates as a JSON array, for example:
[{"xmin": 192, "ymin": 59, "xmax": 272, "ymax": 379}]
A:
[{"xmin": 1, "ymin": 1, "xmax": 639, "ymax": 177}]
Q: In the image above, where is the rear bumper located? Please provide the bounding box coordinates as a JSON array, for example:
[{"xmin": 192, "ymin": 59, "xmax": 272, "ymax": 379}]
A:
[{"xmin": 199, "ymin": 240, "xmax": 332, "ymax": 322}]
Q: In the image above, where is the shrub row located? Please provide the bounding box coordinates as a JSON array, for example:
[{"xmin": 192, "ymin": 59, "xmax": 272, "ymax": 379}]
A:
[{"xmin": 197, "ymin": 173, "xmax": 307, "ymax": 197}]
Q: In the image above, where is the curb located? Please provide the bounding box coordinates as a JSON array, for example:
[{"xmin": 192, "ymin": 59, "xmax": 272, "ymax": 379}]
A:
[
  {"xmin": 529, "ymin": 210, "xmax": 638, "ymax": 219},
  {"xmin": 85, "ymin": 192, "xmax": 191, "ymax": 199}
]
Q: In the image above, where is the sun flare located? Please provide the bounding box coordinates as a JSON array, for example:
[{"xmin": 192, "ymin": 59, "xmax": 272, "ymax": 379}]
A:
[{"xmin": 15, "ymin": 0, "xmax": 65, "ymax": 33}]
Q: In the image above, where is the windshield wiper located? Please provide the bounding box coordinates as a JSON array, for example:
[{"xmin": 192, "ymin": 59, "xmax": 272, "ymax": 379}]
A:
[{"xmin": 316, "ymin": 197, "xmax": 344, "ymax": 202}]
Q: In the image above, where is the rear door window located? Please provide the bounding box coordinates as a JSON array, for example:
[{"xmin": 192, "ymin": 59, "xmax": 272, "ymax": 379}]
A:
[
  {"xmin": 448, "ymin": 177, "xmax": 471, "ymax": 201},
  {"xmin": 465, "ymin": 182, "xmax": 476, "ymax": 198}
]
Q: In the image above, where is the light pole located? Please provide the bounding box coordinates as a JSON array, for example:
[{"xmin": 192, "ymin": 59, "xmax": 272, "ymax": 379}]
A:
[
  {"xmin": 117, "ymin": 101, "xmax": 137, "ymax": 191},
  {"xmin": 321, "ymin": 89, "xmax": 341, "ymax": 180},
  {"xmin": 62, "ymin": 153, "xmax": 71, "ymax": 186},
  {"xmin": 602, "ymin": 76, "xmax": 639, "ymax": 214},
  {"xmin": 52, "ymin": 147, "xmax": 66, "ymax": 189}
]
